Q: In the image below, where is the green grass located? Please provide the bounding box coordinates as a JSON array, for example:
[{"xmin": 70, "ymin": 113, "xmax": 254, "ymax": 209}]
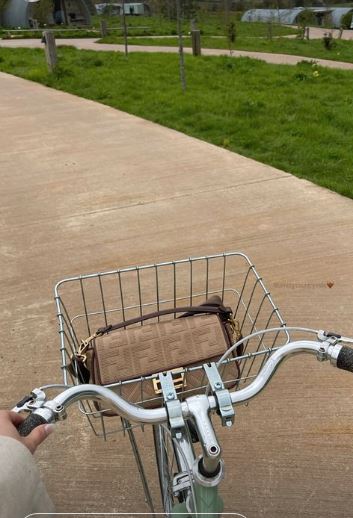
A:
[
  {"xmin": 0, "ymin": 47, "xmax": 352, "ymax": 199},
  {"xmin": 0, "ymin": 16, "xmax": 297, "ymax": 39},
  {"xmin": 0, "ymin": 28, "xmax": 100, "ymax": 39},
  {"xmin": 98, "ymin": 34, "xmax": 353, "ymax": 64},
  {"xmin": 92, "ymin": 15, "xmax": 297, "ymax": 37}
]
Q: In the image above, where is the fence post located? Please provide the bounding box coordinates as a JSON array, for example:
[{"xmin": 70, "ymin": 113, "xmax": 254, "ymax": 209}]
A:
[
  {"xmin": 306, "ymin": 26, "xmax": 310, "ymax": 40},
  {"xmin": 191, "ymin": 29, "xmax": 201, "ymax": 56},
  {"xmin": 100, "ymin": 19, "xmax": 108, "ymax": 38},
  {"xmin": 42, "ymin": 30, "xmax": 57, "ymax": 72}
]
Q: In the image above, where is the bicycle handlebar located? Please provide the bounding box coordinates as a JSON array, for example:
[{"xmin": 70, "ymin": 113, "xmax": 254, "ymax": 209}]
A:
[
  {"xmin": 18, "ymin": 413, "xmax": 48, "ymax": 437},
  {"xmin": 17, "ymin": 339, "xmax": 350, "ymax": 436},
  {"xmin": 336, "ymin": 345, "xmax": 353, "ymax": 373}
]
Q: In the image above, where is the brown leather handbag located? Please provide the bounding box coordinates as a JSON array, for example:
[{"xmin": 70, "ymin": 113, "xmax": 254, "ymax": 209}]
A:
[{"xmin": 68, "ymin": 296, "xmax": 242, "ymax": 415}]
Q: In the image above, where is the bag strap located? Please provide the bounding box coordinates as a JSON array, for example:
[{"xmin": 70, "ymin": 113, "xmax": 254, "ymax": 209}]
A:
[{"xmin": 95, "ymin": 304, "xmax": 233, "ymax": 337}]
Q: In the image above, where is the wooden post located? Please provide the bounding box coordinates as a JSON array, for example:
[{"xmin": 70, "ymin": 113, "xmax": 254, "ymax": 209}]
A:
[
  {"xmin": 306, "ymin": 26, "xmax": 310, "ymax": 40},
  {"xmin": 100, "ymin": 19, "xmax": 108, "ymax": 37},
  {"xmin": 42, "ymin": 31, "xmax": 57, "ymax": 73},
  {"xmin": 191, "ymin": 29, "xmax": 201, "ymax": 56}
]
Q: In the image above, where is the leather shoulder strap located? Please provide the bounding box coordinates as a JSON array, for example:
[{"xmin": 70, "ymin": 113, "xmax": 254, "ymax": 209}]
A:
[{"xmin": 96, "ymin": 303, "xmax": 232, "ymax": 336}]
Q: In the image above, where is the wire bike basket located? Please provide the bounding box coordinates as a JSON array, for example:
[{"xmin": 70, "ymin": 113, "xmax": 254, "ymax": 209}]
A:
[{"xmin": 55, "ymin": 251, "xmax": 289, "ymax": 439}]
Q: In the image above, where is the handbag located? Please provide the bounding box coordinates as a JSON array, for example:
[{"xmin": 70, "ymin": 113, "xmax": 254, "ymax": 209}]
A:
[{"xmin": 68, "ymin": 296, "xmax": 242, "ymax": 415}]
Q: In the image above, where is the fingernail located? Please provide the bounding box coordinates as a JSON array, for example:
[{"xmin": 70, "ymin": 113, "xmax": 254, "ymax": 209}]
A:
[{"xmin": 45, "ymin": 424, "xmax": 55, "ymax": 435}]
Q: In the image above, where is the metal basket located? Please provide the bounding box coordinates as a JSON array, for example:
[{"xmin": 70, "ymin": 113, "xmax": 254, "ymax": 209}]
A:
[{"xmin": 55, "ymin": 251, "xmax": 289, "ymax": 439}]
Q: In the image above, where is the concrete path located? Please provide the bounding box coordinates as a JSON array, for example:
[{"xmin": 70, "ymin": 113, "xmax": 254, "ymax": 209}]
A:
[
  {"xmin": 283, "ymin": 26, "xmax": 353, "ymax": 40},
  {"xmin": 1, "ymin": 37, "xmax": 353, "ymax": 70},
  {"xmin": 300, "ymin": 26, "xmax": 353, "ymax": 40},
  {"xmin": 1, "ymin": 70, "xmax": 353, "ymax": 517}
]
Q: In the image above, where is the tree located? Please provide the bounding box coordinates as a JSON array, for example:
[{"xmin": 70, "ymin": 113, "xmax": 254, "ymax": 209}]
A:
[
  {"xmin": 176, "ymin": 0, "xmax": 187, "ymax": 92},
  {"xmin": 227, "ymin": 21, "xmax": 236, "ymax": 54},
  {"xmin": 121, "ymin": 0, "xmax": 128, "ymax": 57},
  {"xmin": 183, "ymin": 0, "xmax": 198, "ymax": 20},
  {"xmin": 31, "ymin": 0, "xmax": 53, "ymax": 25}
]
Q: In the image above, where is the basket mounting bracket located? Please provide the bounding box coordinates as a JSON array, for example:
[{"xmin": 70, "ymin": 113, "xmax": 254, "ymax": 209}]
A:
[
  {"xmin": 158, "ymin": 371, "xmax": 185, "ymax": 438},
  {"xmin": 204, "ymin": 362, "xmax": 235, "ymax": 428}
]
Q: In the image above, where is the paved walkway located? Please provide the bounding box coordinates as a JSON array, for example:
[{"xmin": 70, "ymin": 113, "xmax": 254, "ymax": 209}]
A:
[
  {"xmin": 1, "ymin": 37, "xmax": 353, "ymax": 70},
  {"xmin": 1, "ymin": 71, "xmax": 353, "ymax": 517},
  {"xmin": 298, "ymin": 26, "xmax": 353, "ymax": 40},
  {"xmin": 283, "ymin": 26, "xmax": 353, "ymax": 40}
]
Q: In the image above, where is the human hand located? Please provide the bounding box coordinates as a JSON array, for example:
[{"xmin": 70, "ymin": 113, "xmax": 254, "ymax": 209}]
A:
[{"xmin": 0, "ymin": 410, "xmax": 54, "ymax": 454}]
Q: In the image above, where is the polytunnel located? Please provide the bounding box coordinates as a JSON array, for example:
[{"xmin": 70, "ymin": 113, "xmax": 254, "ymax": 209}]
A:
[
  {"xmin": 330, "ymin": 7, "xmax": 353, "ymax": 28},
  {"xmin": 241, "ymin": 8, "xmax": 304, "ymax": 25}
]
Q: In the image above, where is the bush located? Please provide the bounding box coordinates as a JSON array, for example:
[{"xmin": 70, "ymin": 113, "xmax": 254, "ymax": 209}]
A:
[
  {"xmin": 53, "ymin": 65, "xmax": 74, "ymax": 78},
  {"xmin": 322, "ymin": 32, "xmax": 335, "ymax": 50},
  {"xmin": 31, "ymin": 0, "xmax": 53, "ymax": 25},
  {"xmin": 297, "ymin": 9, "xmax": 316, "ymax": 27},
  {"xmin": 294, "ymin": 72, "xmax": 309, "ymax": 81},
  {"xmin": 341, "ymin": 11, "xmax": 353, "ymax": 30}
]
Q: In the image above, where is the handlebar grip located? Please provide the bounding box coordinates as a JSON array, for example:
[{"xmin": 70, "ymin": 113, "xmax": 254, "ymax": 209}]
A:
[
  {"xmin": 337, "ymin": 346, "xmax": 353, "ymax": 373},
  {"xmin": 17, "ymin": 413, "xmax": 48, "ymax": 437}
]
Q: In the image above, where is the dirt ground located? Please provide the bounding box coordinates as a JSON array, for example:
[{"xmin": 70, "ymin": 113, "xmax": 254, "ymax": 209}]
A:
[{"xmin": 1, "ymin": 71, "xmax": 353, "ymax": 517}]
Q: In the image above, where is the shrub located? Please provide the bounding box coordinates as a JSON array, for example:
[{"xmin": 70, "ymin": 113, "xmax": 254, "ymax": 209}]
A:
[
  {"xmin": 341, "ymin": 11, "xmax": 353, "ymax": 30},
  {"xmin": 294, "ymin": 72, "xmax": 309, "ymax": 81},
  {"xmin": 297, "ymin": 9, "xmax": 316, "ymax": 27},
  {"xmin": 31, "ymin": 0, "xmax": 53, "ymax": 25},
  {"xmin": 322, "ymin": 32, "xmax": 335, "ymax": 50}
]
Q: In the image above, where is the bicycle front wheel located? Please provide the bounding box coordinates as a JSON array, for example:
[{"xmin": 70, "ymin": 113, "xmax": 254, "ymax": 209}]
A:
[
  {"xmin": 153, "ymin": 424, "xmax": 180, "ymax": 514},
  {"xmin": 153, "ymin": 423, "xmax": 196, "ymax": 514}
]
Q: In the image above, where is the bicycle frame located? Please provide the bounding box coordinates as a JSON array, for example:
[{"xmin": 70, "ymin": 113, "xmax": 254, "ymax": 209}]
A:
[{"xmin": 169, "ymin": 420, "xmax": 225, "ymax": 518}]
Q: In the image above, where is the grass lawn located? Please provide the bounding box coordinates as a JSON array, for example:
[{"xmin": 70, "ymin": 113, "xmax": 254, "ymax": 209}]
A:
[
  {"xmin": 0, "ymin": 17, "xmax": 297, "ymax": 39},
  {"xmin": 91, "ymin": 15, "xmax": 297, "ymax": 37},
  {"xmin": 0, "ymin": 47, "xmax": 352, "ymax": 199},
  {"xmin": 99, "ymin": 34, "xmax": 353, "ymax": 64},
  {"xmin": 0, "ymin": 28, "xmax": 101, "ymax": 39}
]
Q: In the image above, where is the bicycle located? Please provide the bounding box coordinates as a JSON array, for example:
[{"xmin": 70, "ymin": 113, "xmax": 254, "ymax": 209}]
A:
[{"xmin": 12, "ymin": 252, "xmax": 353, "ymax": 517}]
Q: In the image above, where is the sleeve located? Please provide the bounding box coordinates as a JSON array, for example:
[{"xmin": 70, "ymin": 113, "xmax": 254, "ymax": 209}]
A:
[{"xmin": 0, "ymin": 436, "xmax": 55, "ymax": 518}]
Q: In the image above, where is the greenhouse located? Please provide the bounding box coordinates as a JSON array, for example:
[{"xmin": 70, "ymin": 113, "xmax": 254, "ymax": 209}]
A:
[
  {"xmin": 330, "ymin": 7, "xmax": 353, "ymax": 29},
  {"xmin": 242, "ymin": 7, "xmax": 353, "ymax": 28},
  {"xmin": 241, "ymin": 8, "xmax": 305, "ymax": 25}
]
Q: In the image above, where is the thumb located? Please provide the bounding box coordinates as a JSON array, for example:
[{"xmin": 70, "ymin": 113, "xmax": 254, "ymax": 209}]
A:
[{"xmin": 23, "ymin": 424, "xmax": 54, "ymax": 454}]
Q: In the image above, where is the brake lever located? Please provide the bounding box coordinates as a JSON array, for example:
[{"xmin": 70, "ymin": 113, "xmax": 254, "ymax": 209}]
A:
[
  {"xmin": 12, "ymin": 388, "xmax": 47, "ymax": 413},
  {"xmin": 318, "ymin": 330, "xmax": 353, "ymax": 345}
]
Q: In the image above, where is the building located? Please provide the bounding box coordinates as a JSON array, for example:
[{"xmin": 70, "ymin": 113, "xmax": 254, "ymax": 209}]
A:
[
  {"xmin": 0, "ymin": 0, "xmax": 94, "ymax": 28},
  {"xmin": 95, "ymin": 2, "xmax": 150, "ymax": 16}
]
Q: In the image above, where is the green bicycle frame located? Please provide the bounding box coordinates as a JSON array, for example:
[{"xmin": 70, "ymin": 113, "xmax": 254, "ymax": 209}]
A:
[{"xmin": 172, "ymin": 482, "xmax": 224, "ymax": 518}]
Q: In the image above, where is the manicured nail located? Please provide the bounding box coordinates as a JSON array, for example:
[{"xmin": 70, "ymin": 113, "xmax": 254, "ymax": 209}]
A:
[{"xmin": 44, "ymin": 424, "xmax": 55, "ymax": 435}]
